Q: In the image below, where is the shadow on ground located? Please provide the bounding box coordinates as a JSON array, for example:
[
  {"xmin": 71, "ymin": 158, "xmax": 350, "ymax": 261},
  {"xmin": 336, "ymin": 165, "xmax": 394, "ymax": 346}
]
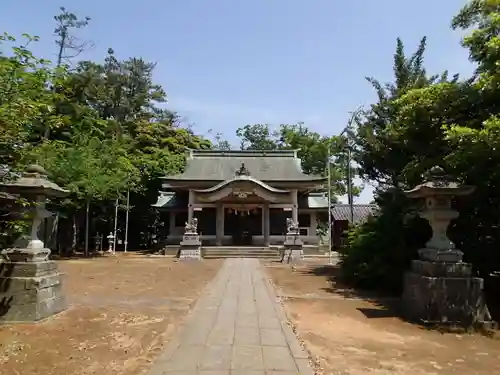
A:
[
  {"xmin": 299, "ymin": 263, "xmax": 500, "ymax": 332},
  {"xmin": 50, "ymin": 249, "xmax": 161, "ymax": 260},
  {"xmin": 50, "ymin": 251, "xmax": 107, "ymax": 260},
  {"xmin": 303, "ymin": 264, "xmax": 403, "ymax": 320}
]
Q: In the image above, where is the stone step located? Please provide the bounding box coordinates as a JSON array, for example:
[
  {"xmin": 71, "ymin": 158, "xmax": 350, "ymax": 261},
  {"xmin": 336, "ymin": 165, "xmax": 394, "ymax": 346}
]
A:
[
  {"xmin": 203, "ymin": 247, "xmax": 272, "ymax": 250},
  {"xmin": 202, "ymin": 247, "xmax": 280, "ymax": 259},
  {"xmin": 204, "ymin": 254, "xmax": 281, "ymax": 259},
  {"xmin": 204, "ymin": 252, "xmax": 279, "ymax": 257}
]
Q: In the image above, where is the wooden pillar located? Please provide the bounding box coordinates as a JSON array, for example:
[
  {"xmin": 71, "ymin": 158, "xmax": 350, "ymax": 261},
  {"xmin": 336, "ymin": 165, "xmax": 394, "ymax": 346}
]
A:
[
  {"xmin": 216, "ymin": 203, "xmax": 224, "ymax": 246},
  {"xmin": 311, "ymin": 211, "xmax": 317, "ymax": 236},
  {"xmin": 263, "ymin": 203, "xmax": 270, "ymax": 246},
  {"xmin": 188, "ymin": 190, "xmax": 194, "ymax": 222},
  {"xmin": 291, "ymin": 189, "xmax": 298, "ymax": 224},
  {"xmin": 169, "ymin": 211, "xmax": 175, "ymax": 235}
]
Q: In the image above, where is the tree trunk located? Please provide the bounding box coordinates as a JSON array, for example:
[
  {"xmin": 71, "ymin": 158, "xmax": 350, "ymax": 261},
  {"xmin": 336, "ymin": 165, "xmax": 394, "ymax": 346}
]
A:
[
  {"xmin": 84, "ymin": 200, "xmax": 90, "ymax": 257},
  {"xmin": 72, "ymin": 214, "xmax": 77, "ymax": 254}
]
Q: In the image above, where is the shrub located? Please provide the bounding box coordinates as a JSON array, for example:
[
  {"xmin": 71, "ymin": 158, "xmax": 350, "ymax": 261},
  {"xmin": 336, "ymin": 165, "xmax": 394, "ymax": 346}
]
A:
[{"xmin": 339, "ymin": 190, "xmax": 429, "ymax": 294}]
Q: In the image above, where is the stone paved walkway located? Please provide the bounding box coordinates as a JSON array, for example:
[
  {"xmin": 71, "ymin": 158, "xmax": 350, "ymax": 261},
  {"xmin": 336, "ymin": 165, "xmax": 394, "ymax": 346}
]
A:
[{"xmin": 148, "ymin": 258, "xmax": 314, "ymax": 375}]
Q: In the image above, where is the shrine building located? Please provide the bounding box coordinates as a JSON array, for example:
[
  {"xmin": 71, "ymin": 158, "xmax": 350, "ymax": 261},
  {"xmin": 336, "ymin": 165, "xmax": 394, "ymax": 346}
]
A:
[{"xmin": 153, "ymin": 149, "xmax": 329, "ymax": 247}]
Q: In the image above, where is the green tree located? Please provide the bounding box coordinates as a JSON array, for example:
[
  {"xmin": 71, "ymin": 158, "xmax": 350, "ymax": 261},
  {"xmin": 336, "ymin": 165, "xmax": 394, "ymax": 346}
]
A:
[
  {"xmin": 236, "ymin": 124, "xmax": 278, "ymax": 150},
  {"xmin": 207, "ymin": 129, "xmax": 232, "ymax": 150},
  {"xmin": 53, "ymin": 7, "xmax": 92, "ymax": 67},
  {"xmin": 356, "ymin": 37, "xmax": 458, "ymax": 186},
  {"xmin": 235, "ymin": 122, "xmax": 359, "ymax": 198},
  {"xmin": 1, "ymin": 21, "xmax": 212, "ymax": 251},
  {"xmin": 0, "ymin": 33, "xmax": 66, "ymax": 172},
  {"xmin": 341, "ymin": 1, "xmax": 500, "ymax": 295},
  {"xmin": 340, "ymin": 36, "xmax": 462, "ymax": 292}
]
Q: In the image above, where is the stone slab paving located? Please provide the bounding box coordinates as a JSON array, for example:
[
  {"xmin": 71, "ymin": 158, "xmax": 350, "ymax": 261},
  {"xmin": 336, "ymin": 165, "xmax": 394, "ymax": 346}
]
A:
[{"xmin": 148, "ymin": 258, "xmax": 314, "ymax": 375}]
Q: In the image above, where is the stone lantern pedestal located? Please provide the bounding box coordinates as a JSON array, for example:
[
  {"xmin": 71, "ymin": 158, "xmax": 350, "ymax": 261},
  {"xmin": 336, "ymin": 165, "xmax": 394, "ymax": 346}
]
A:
[
  {"xmin": 282, "ymin": 218, "xmax": 303, "ymax": 264},
  {"xmin": 402, "ymin": 166, "xmax": 494, "ymax": 328},
  {"xmin": 0, "ymin": 165, "xmax": 68, "ymax": 323},
  {"xmin": 178, "ymin": 218, "xmax": 202, "ymax": 260}
]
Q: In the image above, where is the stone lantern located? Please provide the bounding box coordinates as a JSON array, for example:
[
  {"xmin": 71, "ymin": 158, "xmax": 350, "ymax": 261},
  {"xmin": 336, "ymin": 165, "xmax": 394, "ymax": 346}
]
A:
[
  {"xmin": 405, "ymin": 165, "xmax": 475, "ymax": 263},
  {"xmin": 0, "ymin": 164, "xmax": 68, "ymax": 323},
  {"xmin": 402, "ymin": 166, "xmax": 494, "ymax": 328},
  {"xmin": 107, "ymin": 232, "xmax": 115, "ymax": 254}
]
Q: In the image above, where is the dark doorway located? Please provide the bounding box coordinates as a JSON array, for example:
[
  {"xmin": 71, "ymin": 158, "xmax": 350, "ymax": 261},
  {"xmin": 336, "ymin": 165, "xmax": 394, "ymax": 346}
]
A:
[{"xmin": 225, "ymin": 208, "xmax": 261, "ymax": 246}]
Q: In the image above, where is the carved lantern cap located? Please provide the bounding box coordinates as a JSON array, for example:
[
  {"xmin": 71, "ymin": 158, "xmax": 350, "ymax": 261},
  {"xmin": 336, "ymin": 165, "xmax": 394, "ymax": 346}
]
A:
[
  {"xmin": 405, "ymin": 165, "xmax": 475, "ymax": 199},
  {"xmin": 0, "ymin": 164, "xmax": 69, "ymax": 197}
]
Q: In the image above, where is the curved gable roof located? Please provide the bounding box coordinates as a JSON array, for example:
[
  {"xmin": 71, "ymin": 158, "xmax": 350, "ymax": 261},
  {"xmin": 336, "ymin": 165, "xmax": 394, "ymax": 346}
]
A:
[{"xmin": 193, "ymin": 175, "xmax": 289, "ymax": 194}]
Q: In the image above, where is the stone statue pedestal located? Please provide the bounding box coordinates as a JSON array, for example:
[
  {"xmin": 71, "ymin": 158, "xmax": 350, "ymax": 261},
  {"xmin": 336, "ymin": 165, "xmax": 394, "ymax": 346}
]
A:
[
  {"xmin": 282, "ymin": 233, "xmax": 303, "ymax": 264},
  {"xmin": 178, "ymin": 233, "xmax": 202, "ymax": 260},
  {"xmin": 418, "ymin": 248, "xmax": 464, "ymax": 263},
  {"xmin": 402, "ymin": 257, "xmax": 494, "ymax": 329},
  {"xmin": 0, "ymin": 253, "xmax": 66, "ymax": 323}
]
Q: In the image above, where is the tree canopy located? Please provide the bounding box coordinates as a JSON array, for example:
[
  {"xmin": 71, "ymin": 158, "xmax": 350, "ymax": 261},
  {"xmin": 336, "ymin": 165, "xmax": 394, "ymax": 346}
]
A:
[
  {"xmin": 0, "ymin": 8, "xmax": 213, "ymax": 251},
  {"xmin": 340, "ymin": 0, "xmax": 500, "ymax": 301},
  {"xmin": 1, "ymin": 7, "xmax": 353, "ymax": 251},
  {"xmin": 234, "ymin": 122, "xmax": 360, "ymax": 198}
]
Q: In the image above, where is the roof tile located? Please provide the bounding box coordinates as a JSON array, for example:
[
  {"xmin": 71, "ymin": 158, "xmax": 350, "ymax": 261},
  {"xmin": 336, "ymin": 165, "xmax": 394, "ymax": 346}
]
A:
[
  {"xmin": 331, "ymin": 204, "xmax": 378, "ymax": 224},
  {"xmin": 163, "ymin": 149, "xmax": 324, "ymax": 182}
]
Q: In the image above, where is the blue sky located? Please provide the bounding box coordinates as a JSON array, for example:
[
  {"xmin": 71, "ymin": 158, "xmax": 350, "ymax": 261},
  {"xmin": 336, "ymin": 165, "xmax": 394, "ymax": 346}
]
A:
[{"xmin": 1, "ymin": 0, "xmax": 473, "ymax": 203}]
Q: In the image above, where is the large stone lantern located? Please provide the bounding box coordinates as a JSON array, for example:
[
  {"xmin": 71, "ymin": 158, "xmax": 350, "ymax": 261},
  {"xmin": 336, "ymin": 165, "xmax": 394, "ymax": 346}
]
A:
[
  {"xmin": 405, "ymin": 165, "xmax": 474, "ymax": 263},
  {"xmin": 0, "ymin": 165, "xmax": 68, "ymax": 323},
  {"xmin": 0, "ymin": 165, "xmax": 68, "ymax": 260},
  {"xmin": 402, "ymin": 166, "xmax": 494, "ymax": 329}
]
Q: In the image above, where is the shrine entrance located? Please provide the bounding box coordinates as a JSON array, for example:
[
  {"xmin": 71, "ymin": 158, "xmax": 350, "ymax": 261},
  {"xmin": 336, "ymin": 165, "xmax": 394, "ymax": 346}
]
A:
[{"xmin": 224, "ymin": 205, "xmax": 262, "ymax": 246}]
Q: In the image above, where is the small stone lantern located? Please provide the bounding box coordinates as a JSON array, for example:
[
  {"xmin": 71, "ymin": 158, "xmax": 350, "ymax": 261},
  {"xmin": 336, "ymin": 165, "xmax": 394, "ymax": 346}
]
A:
[
  {"xmin": 0, "ymin": 164, "xmax": 69, "ymax": 323},
  {"xmin": 94, "ymin": 233, "xmax": 102, "ymax": 252},
  {"xmin": 402, "ymin": 166, "xmax": 494, "ymax": 328},
  {"xmin": 107, "ymin": 232, "xmax": 115, "ymax": 254}
]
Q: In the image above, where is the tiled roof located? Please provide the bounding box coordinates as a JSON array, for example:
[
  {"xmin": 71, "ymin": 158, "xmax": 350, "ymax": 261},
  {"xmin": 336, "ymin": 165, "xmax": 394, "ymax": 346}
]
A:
[
  {"xmin": 0, "ymin": 191, "xmax": 16, "ymax": 200},
  {"xmin": 163, "ymin": 149, "xmax": 325, "ymax": 182},
  {"xmin": 151, "ymin": 192, "xmax": 179, "ymax": 208},
  {"xmin": 331, "ymin": 204, "xmax": 378, "ymax": 224},
  {"xmin": 298, "ymin": 193, "xmax": 329, "ymax": 209}
]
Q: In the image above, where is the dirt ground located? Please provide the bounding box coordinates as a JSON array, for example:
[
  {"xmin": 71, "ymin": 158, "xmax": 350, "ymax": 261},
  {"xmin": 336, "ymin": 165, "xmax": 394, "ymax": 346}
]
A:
[
  {"xmin": 264, "ymin": 259, "xmax": 500, "ymax": 375},
  {"xmin": 0, "ymin": 254, "xmax": 222, "ymax": 375}
]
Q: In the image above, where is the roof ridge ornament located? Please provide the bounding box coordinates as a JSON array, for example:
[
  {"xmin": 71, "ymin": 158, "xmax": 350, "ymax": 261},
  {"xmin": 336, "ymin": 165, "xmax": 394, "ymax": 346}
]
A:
[{"xmin": 235, "ymin": 162, "xmax": 250, "ymax": 177}]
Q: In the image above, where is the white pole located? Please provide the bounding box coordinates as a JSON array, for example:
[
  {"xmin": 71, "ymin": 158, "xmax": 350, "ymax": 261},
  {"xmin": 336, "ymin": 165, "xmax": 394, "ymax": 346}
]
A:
[
  {"xmin": 327, "ymin": 145, "xmax": 333, "ymax": 265},
  {"xmin": 124, "ymin": 189, "xmax": 130, "ymax": 253},
  {"xmin": 113, "ymin": 198, "xmax": 118, "ymax": 254}
]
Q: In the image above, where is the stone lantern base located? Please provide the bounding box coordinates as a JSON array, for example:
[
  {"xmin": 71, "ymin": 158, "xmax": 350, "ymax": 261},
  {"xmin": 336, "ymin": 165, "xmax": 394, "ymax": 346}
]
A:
[
  {"xmin": 281, "ymin": 232, "xmax": 304, "ymax": 264},
  {"xmin": 178, "ymin": 233, "xmax": 202, "ymax": 260},
  {"xmin": 402, "ymin": 256, "xmax": 495, "ymax": 329},
  {"xmin": 0, "ymin": 250, "xmax": 66, "ymax": 323}
]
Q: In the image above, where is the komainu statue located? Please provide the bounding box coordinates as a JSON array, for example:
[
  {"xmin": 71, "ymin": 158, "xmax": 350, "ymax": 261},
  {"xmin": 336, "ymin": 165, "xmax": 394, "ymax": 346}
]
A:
[
  {"xmin": 184, "ymin": 218, "xmax": 198, "ymax": 234},
  {"xmin": 286, "ymin": 218, "xmax": 299, "ymax": 234}
]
